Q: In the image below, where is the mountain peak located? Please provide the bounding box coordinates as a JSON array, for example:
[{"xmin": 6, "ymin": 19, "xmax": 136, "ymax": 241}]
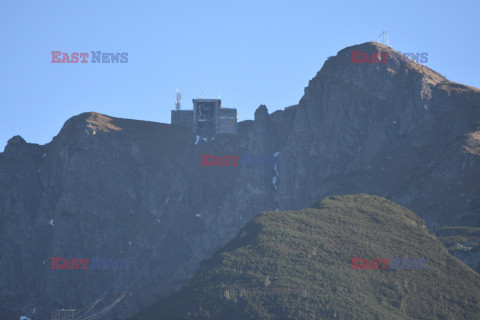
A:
[
  {"xmin": 315, "ymin": 41, "xmax": 447, "ymax": 90},
  {"xmin": 3, "ymin": 135, "xmax": 27, "ymax": 154},
  {"xmin": 6, "ymin": 135, "xmax": 26, "ymax": 145}
]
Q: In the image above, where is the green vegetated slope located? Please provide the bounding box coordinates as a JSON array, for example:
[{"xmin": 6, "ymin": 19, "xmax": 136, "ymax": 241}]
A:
[{"xmin": 130, "ymin": 194, "xmax": 480, "ymax": 320}]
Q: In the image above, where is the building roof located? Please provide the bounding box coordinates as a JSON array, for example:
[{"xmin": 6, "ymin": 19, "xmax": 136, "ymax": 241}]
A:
[{"xmin": 192, "ymin": 98, "xmax": 221, "ymax": 103}]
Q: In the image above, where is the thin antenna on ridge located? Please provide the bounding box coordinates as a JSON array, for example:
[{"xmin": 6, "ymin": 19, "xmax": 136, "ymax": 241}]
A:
[
  {"xmin": 377, "ymin": 30, "xmax": 391, "ymax": 47},
  {"xmin": 175, "ymin": 88, "xmax": 182, "ymax": 110}
]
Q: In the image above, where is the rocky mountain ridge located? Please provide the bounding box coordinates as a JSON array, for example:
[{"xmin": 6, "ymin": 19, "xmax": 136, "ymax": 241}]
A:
[{"xmin": 1, "ymin": 41, "xmax": 479, "ymax": 319}]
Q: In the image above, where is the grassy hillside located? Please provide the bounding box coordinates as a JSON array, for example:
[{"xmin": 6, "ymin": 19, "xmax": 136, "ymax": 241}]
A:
[{"xmin": 130, "ymin": 194, "xmax": 480, "ymax": 320}]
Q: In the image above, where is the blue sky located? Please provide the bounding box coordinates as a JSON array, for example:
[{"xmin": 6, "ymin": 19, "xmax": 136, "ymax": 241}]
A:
[{"xmin": 1, "ymin": 0, "xmax": 479, "ymax": 151}]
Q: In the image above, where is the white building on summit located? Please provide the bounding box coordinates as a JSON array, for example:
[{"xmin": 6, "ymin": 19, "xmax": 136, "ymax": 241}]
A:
[{"xmin": 171, "ymin": 93, "xmax": 238, "ymax": 136}]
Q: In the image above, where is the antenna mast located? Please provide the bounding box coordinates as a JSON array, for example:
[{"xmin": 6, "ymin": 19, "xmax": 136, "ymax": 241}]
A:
[
  {"xmin": 377, "ymin": 30, "xmax": 391, "ymax": 47},
  {"xmin": 175, "ymin": 88, "xmax": 182, "ymax": 110}
]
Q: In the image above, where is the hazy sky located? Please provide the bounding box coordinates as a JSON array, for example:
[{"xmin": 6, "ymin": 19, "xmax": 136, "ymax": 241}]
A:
[{"xmin": 1, "ymin": 0, "xmax": 479, "ymax": 150}]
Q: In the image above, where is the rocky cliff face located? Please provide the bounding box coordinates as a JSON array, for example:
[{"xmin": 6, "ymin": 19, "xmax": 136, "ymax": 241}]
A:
[
  {"xmin": 272, "ymin": 42, "xmax": 480, "ymax": 229},
  {"xmin": 1, "ymin": 42, "xmax": 479, "ymax": 319}
]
